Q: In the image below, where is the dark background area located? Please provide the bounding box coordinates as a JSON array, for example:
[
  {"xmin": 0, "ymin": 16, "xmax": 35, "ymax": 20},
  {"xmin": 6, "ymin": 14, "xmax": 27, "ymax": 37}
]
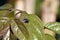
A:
[
  {"xmin": 56, "ymin": 5, "xmax": 60, "ymax": 22},
  {"xmin": 0, "ymin": 0, "xmax": 8, "ymax": 6}
]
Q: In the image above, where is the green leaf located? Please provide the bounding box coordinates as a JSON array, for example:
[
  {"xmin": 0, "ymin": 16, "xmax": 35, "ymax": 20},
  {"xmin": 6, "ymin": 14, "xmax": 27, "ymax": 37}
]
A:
[
  {"xmin": 19, "ymin": 11, "xmax": 45, "ymax": 40},
  {"xmin": 0, "ymin": 17, "xmax": 10, "ymax": 40},
  {"xmin": 10, "ymin": 32, "xmax": 18, "ymax": 40},
  {"xmin": 14, "ymin": 19, "xmax": 30, "ymax": 40},
  {"xmin": 45, "ymin": 34, "xmax": 56, "ymax": 40},
  {"xmin": 0, "ymin": 17, "xmax": 11, "ymax": 36},
  {"xmin": 0, "ymin": 21, "xmax": 4, "ymax": 31},
  {"xmin": 0, "ymin": 4, "xmax": 12, "ymax": 17},
  {"xmin": 0, "ymin": 10, "xmax": 8, "ymax": 17},
  {"xmin": 0, "ymin": 17, "xmax": 10, "ymax": 30},
  {"xmin": 5, "ymin": 11, "xmax": 14, "ymax": 18},
  {"xmin": 0, "ymin": 4, "xmax": 12, "ymax": 9},
  {"xmin": 45, "ymin": 22, "xmax": 60, "ymax": 34},
  {"xmin": 11, "ymin": 20, "xmax": 27, "ymax": 40}
]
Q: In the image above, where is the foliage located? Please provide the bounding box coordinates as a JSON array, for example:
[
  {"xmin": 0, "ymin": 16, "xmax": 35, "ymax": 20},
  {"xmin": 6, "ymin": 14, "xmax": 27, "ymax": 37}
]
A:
[{"xmin": 0, "ymin": 4, "xmax": 60, "ymax": 40}]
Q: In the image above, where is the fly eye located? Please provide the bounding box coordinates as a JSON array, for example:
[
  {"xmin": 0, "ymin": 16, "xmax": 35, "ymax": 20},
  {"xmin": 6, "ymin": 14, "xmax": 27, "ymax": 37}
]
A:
[{"xmin": 23, "ymin": 18, "xmax": 29, "ymax": 23}]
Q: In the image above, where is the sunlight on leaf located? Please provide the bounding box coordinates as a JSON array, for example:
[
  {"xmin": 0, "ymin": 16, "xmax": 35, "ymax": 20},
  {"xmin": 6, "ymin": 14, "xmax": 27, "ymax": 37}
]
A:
[
  {"xmin": 20, "ymin": 11, "xmax": 45, "ymax": 40},
  {"xmin": 11, "ymin": 20, "xmax": 27, "ymax": 40},
  {"xmin": 45, "ymin": 22, "xmax": 60, "ymax": 34}
]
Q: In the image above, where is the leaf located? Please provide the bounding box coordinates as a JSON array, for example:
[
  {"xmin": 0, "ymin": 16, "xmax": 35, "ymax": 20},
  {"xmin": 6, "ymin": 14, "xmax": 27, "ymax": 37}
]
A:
[
  {"xmin": 0, "ymin": 17, "xmax": 11, "ymax": 36},
  {"xmin": 14, "ymin": 19, "xmax": 30, "ymax": 39},
  {"xmin": 0, "ymin": 10, "xmax": 8, "ymax": 17},
  {"xmin": 11, "ymin": 20, "xmax": 27, "ymax": 40},
  {"xmin": 5, "ymin": 11, "xmax": 14, "ymax": 18},
  {"xmin": 3, "ymin": 29, "xmax": 10, "ymax": 40},
  {"xmin": 45, "ymin": 34, "xmax": 56, "ymax": 40},
  {"xmin": 0, "ymin": 17, "xmax": 11, "ymax": 40},
  {"xmin": 0, "ymin": 4, "xmax": 12, "ymax": 9},
  {"xmin": 45, "ymin": 22, "xmax": 60, "ymax": 34},
  {"xmin": 10, "ymin": 32, "xmax": 18, "ymax": 40},
  {"xmin": 19, "ymin": 11, "xmax": 45, "ymax": 40},
  {"xmin": 0, "ymin": 4, "xmax": 12, "ymax": 17},
  {"xmin": 0, "ymin": 21, "xmax": 4, "ymax": 31},
  {"xmin": 0, "ymin": 9, "xmax": 15, "ymax": 18}
]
